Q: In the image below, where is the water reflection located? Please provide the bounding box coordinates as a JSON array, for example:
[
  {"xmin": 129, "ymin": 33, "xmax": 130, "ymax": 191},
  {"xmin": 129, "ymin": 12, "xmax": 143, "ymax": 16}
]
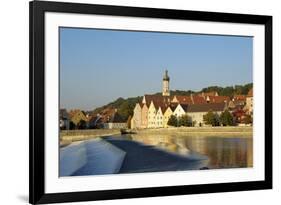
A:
[{"xmin": 125, "ymin": 134, "xmax": 253, "ymax": 169}]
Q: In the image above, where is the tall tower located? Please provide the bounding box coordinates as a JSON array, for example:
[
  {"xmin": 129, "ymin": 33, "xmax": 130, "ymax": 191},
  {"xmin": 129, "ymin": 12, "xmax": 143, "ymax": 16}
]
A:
[{"xmin": 162, "ymin": 70, "xmax": 170, "ymax": 96}]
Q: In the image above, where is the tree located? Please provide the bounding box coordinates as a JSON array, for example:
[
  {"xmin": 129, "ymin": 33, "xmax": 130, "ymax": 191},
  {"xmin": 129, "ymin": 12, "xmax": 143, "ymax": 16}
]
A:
[
  {"xmin": 192, "ymin": 120, "xmax": 197, "ymax": 127},
  {"xmin": 69, "ymin": 121, "xmax": 76, "ymax": 130},
  {"xmin": 127, "ymin": 115, "xmax": 132, "ymax": 129},
  {"xmin": 179, "ymin": 114, "xmax": 192, "ymax": 127},
  {"xmin": 117, "ymin": 101, "xmax": 131, "ymax": 120},
  {"xmin": 77, "ymin": 120, "xmax": 87, "ymax": 129},
  {"xmin": 232, "ymin": 109, "xmax": 246, "ymax": 124},
  {"xmin": 167, "ymin": 115, "xmax": 178, "ymax": 127},
  {"xmin": 243, "ymin": 114, "xmax": 253, "ymax": 125},
  {"xmin": 203, "ymin": 110, "xmax": 220, "ymax": 126},
  {"xmin": 220, "ymin": 110, "xmax": 234, "ymax": 126}
]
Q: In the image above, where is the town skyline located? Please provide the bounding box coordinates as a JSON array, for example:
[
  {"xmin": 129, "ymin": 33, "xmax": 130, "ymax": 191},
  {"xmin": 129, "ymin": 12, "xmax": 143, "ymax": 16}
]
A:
[
  {"xmin": 61, "ymin": 81, "xmax": 253, "ymax": 111},
  {"xmin": 60, "ymin": 28, "xmax": 253, "ymax": 110}
]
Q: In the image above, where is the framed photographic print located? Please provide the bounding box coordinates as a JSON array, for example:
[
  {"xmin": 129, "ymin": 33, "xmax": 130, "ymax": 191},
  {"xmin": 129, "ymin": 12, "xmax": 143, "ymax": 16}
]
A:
[{"xmin": 29, "ymin": 0, "xmax": 272, "ymax": 204}]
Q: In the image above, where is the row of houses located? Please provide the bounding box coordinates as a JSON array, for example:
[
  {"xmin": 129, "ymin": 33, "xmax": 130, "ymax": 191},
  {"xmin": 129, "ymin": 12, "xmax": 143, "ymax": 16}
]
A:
[
  {"xmin": 131, "ymin": 70, "xmax": 253, "ymax": 128},
  {"xmin": 60, "ymin": 70, "xmax": 253, "ymax": 130},
  {"xmin": 131, "ymin": 91, "xmax": 253, "ymax": 128},
  {"xmin": 59, "ymin": 108, "xmax": 128, "ymax": 130}
]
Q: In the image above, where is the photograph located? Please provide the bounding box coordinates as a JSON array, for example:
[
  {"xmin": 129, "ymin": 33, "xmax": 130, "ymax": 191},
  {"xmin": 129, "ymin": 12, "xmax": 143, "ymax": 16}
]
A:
[{"xmin": 59, "ymin": 27, "xmax": 254, "ymax": 177}]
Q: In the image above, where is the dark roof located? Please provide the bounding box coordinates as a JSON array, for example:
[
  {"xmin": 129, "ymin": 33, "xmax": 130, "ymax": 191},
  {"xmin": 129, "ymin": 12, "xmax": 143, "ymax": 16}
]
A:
[
  {"xmin": 179, "ymin": 104, "xmax": 188, "ymax": 112},
  {"xmin": 140, "ymin": 103, "xmax": 148, "ymax": 109},
  {"xmin": 153, "ymin": 100, "xmax": 170, "ymax": 111},
  {"xmin": 169, "ymin": 103, "xmax": 178, "ymax": 111},
  {"xmin": 187, "ymin": 102, "xmax": 226, "ymax": 113},
  {"xmin": 144, "ymin": 95, "xmax": 172, "ymax": 107}
]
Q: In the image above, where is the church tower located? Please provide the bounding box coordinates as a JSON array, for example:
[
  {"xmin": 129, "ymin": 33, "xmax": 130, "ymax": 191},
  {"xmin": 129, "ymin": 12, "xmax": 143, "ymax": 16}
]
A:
[{"xmin": 162, "ymin": 70, "xmax": 170, "ymax": 96}]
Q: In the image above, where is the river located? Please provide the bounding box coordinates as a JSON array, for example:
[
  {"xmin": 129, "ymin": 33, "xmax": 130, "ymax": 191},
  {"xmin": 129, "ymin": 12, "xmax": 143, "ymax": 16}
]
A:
[
  {"xmin": 64, "ymin": 133, "xmax": 253, "ymax": 176},
  {"xmin": 111, "ymin": 134, "xmax": 253, "ymax": 169}
]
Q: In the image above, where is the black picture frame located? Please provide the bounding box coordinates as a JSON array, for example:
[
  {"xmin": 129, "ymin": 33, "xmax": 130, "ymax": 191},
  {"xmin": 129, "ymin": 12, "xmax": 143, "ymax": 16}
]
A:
[{"xmin": 29, "ymin": 0, "xmax": 272, "ymax": 204}]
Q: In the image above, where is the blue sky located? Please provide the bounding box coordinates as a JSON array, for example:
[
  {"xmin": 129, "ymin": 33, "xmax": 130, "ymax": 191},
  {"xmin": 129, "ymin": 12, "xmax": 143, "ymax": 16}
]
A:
[{"xmin": 60, "ymin": 27, "xmax": 253, "ymax": 110}]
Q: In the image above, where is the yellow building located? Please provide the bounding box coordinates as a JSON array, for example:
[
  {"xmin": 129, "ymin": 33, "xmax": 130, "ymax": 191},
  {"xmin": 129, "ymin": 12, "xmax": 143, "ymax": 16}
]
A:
[
  {"xmin": 148, "ymin": 101, "xmax": 157, "ymax": 128},
  {"xmin": 163, "ymin": 107, "xmax": 173, "ymax": 128},
  {"xmin": 155, "ymin": 107, "xmax": 164, "ymax": 128},
  {"xmin": 173, "ymin": 104, "xmax": 188, "ymax": 118},
  {"xmin": 131, "ymin": 103, "xmax": 142, "ymax": 129},
  {"xmin": 141, "ymin": 104, "xmax": 148, "ymax": 128}
]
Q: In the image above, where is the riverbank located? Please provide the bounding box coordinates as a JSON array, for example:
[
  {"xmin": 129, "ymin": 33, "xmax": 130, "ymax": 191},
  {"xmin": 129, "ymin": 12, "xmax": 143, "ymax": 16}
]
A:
[
  {"xmin": 135, "ymin": 126, "xmax": 253, "ymax": 137},
  {"xmin": 60, "ymin": 129, "xmax": 120, "ymax": 147},
  {"xmin": 60, "ymin": 126, "xmax": 252, "ymax": 147}
]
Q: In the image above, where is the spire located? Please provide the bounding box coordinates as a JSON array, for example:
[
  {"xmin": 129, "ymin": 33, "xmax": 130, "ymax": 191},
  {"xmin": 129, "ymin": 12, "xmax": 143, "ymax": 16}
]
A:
[
  {"xmin": 163, "ymin": 69, "xmax": 170, "ymax": 81},
  {"xmin": 162, "ymin": 69, "xmax": 170, "ymax": 96}
]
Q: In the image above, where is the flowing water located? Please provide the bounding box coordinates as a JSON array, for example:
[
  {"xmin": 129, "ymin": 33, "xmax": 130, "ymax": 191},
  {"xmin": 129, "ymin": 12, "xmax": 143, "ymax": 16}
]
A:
[
  {"xmin": 116, "ymin": 134, "xmax": 253, "ymax": 169},
  {"xmin": 64, "ymin": 133, "xmax": 253, "ymax": 176}
]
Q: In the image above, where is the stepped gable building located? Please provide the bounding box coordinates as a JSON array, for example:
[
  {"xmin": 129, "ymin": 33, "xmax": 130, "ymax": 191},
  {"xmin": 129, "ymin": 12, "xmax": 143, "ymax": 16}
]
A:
[
  {"xmin": 163, "ymin": 103, "xmax": 178, "ymax": 128},
  {"xmin": 141, "ymin": 103, "xmax": 149, "ymax": 128},
  {"xmin": 131, "ymin": 103, "xmax": 142, "ymax": 129}
]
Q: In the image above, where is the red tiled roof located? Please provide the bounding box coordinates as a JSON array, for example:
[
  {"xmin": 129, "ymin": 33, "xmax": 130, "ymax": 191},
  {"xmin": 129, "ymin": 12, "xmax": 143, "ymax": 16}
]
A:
[
  {"xmin": 207, "ymin": 96, "xmax": 230, "ymax": 103},
  {"xmin": 192, "ymin": 96, "xmax": 206, "ymax": 104},
  {"xmin": 233, "ymin": 95, "xmax": 246, "ymax": 101},
  {"xmin": 173, "ymin": 95, "xmax": 193, "ymax": 104},
  {"xmin": 187, "ymin": 102, "xmax": 226, "ymax": 113},
  {"xmin": 97, "ymin": 108, "xmax": 116, "ymax": 123}
]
